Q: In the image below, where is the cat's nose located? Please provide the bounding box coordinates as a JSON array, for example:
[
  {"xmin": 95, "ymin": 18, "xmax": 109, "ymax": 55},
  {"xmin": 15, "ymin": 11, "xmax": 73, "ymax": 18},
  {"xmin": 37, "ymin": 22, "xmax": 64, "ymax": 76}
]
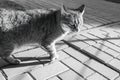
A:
[{"xmin": 72, "ymin": 25, "xmax": 78, "ymax": 32}]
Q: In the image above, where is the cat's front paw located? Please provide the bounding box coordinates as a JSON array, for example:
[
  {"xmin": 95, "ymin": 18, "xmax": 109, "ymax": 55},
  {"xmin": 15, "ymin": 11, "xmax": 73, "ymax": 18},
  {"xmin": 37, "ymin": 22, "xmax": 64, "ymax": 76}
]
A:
[
  {"xmin": 50, "ymin": 54, "xmax": 59, "ymax": 61},
  {"xmin": 3, "ymin": 57, "xmax": 21, "ymax": 65},
  {"xmin": 11, "ymin": 59, "xmax": 21, "ymax": 64}
]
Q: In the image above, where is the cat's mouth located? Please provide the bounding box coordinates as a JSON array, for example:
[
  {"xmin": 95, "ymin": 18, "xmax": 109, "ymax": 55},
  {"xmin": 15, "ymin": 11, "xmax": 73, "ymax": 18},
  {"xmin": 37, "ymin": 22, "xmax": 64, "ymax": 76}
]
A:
[
  {"xmin": 69, "ymin": 24, "xmax": 79, "ymax": 32},
  {"xmin": 62, "ymin": 24, "xmax": 79, "ymax": 32}
]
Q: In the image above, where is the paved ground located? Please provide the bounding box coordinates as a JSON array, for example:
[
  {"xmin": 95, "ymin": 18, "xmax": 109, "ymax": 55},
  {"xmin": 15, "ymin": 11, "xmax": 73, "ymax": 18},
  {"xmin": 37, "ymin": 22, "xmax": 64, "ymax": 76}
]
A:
[{"xmin": 0, "ymin": 0, "xmax": 120, "ymax": 80}]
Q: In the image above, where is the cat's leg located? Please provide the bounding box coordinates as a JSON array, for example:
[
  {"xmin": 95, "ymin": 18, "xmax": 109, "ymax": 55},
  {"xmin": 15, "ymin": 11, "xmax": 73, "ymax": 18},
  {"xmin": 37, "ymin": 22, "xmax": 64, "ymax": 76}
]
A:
[
  {"xmin": 0, "ymin": 44, "xmax": 21, "ymax": 64},
  {"xmin": 2, "ymin": 55, "xmax": 21, "ymax": 65},
  {"xmin": 47, "ymin": 44, "xmax": 59, "ymax": 61},
  {"xmin": 42, "ymin": 43, "xmax": 59, "ymax": 61}
]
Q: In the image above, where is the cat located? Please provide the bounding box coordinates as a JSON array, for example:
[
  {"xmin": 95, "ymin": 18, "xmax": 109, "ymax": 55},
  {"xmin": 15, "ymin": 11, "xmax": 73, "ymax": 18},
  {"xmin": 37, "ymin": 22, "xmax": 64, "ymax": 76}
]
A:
[{"xmin": 0, "ymin": 4, "xmax": 85, "ymax": 64}]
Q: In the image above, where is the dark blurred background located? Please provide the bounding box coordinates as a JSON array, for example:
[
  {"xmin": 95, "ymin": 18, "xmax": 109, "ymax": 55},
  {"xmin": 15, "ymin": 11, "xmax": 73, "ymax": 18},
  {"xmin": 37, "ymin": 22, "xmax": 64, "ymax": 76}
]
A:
[
  {"xmin": 0, "ymin": 0, "xmax": 25, "ymax": 10},
  {"xmin": 105, "ymin": 0, "xmax": 120, "ymax": 3}
]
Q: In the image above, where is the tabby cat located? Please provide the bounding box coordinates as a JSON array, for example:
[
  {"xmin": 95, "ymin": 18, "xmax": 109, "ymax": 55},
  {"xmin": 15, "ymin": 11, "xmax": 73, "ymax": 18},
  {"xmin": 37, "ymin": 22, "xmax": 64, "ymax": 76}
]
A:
[{"xmin": 0, "ymin": 4, "xmax": 85, "ymax": 64}]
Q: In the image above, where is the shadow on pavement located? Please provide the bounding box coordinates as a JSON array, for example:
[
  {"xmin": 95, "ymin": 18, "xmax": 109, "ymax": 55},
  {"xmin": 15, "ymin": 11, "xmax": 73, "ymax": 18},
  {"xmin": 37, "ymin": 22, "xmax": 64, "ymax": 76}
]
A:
[
  {"xmin": 58, "ymin": 37, "xmax": 120, "ymax": 46},
  {"xmin": 16, "ymin": 56, "xmax": 50, "ymax": 62},
  {"xmin": 105, "ymin": 0, "xmax": 120, "ymax": 3},
  {"xmin": 69, "ymin": 37, "xmax": 120, "ymax": 42},
  {"xmin": 1, "ymin": 56, "xmax": 50, "ymax": 69},
  {"xmin": 0, "ymin": 0, "xmax": 25, "ymax": 10}
]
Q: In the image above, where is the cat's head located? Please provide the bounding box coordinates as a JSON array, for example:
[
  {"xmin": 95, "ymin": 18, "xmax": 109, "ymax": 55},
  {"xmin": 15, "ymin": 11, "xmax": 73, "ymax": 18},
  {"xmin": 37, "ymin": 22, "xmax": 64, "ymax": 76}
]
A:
[{"xmin": 61, "ymin": 4, "xmax": 85, "ymax": 32}]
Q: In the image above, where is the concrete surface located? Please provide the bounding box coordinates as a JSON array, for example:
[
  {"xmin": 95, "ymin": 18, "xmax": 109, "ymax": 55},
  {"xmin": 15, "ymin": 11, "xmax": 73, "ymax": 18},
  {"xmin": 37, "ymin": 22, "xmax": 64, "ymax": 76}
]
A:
[{"xmin": 0, "ymin": 0, "xmax": 120, "ymax": 80}]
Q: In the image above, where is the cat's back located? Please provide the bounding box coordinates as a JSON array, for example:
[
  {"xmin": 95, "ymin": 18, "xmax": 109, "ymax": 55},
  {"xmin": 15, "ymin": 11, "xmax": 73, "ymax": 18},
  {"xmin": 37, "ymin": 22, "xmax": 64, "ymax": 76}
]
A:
[
  {"xmin": 0, "ymin": 8, "xmax": 31, "ymax": 31},
  {"xmin": 0, "ymin": 8, "xmax": 55, "ymax": 32},
  {"xmin": 0, "ymin": 8, "xmax": 63, "ymax": 46},
  {"xmin": 26, "ymin": 8, "xmax": 51, "ymax": 17}
]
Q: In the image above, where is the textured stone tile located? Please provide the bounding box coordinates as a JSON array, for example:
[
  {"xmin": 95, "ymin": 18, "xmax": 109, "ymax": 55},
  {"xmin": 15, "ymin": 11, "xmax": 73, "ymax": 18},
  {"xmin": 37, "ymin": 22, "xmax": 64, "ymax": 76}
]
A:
[
  {"xmin": 85, "ymin": 14, "xmax": 110, "ymax": 23},
  {"xmin": 9, "ymin": 73, "xmax": 33, "ymax": 80},
  {"xmin": 85, "ymin": 18, "xmax": 102, "ymax": 27},
  {"xmin": 108, "ymin": 40, "xmax": 120, "ymax": 47},
  {"xmin": 117, "ymin": 55, "xmax": 120, "ymax": 60},
  {"xmin": 84, "ymin": 41, "xmax": 97, "ymax": 46},
  {"xmin": 62, "ymin": 58, "xmax": 94, "ymax": 78},
  {"xmin": 3, "ymin": 61, "xmax": 43, "ymax": 79},
  {"xmin": 30, "ymin": 62, "xmax": 68, "ymax": 80},
  {"xmin": 102, "ymin": 41, "xmax": 120, "ymax": 53},
  {"xmin": 0, "ymin": 72, "xmax": 6, "ymax": 80},
  {"xmin": 88, "ymin": 29, "xmax": 107, "ymax": 38},
  {"xmin": 48, "ymin": 76, "xmax": 60, "ymax": 80},
  {"xmin": 100, "ymin": 28, "xmax": 119, "ymax": 37},
  {"xmin": 14, "ymin": 47, "xmax": 48, "ymax": 58},
  {"xmin": 115, "ymin": 76, "xmax": 120, "ymax": 80},
  {"xmin": 85, "ymin": 59, "xmax": 119, "ymax": 80},
  {"xmin": 87, "ymin": 73, "xmax": 107, "ymax": 80},
  {"xmin": 71, "ymin": 41, "xmax": 90, "ymax": 49},
  {"xmin": 81, "ymin": 25, "xmax": 88, "ymax": 30},
  {"xmin": 63, "ymin": 47, "xmax": 89, "ymax": 63},
  {"xmin": 56, "ymin": 43, "xmax": 68, "ymax": 51},
  {"xmin": 83, "ymin": 24, "xmax": 93, "ymax": 29},
  {"xmin": 75, "ymin": 34, "xmax": 88, "ymax": 40},
  {"xmin": 109, "ymin": 59, "xmax": 120, "ymax": 70},
  {"xmin": 13, "ymin": 46, "xmax": 36, "ymax": 54},
  {"xmin": 80, "ymin": 32, "xmax": 97, "ymax": 39},
  {"xmin": 84, "ymin": 46, "xmax": 113, "ymax": 62},
  {"xmin": 59, "ymin": 70, "xmax": 84, "ymax": 80},
  {"xmin": 94, "ymin": 43, "xmax": 120, "ymax": 57},
  {"xmin": 57, "ymin": 51, "xmax": 70, "ymax": 60}
]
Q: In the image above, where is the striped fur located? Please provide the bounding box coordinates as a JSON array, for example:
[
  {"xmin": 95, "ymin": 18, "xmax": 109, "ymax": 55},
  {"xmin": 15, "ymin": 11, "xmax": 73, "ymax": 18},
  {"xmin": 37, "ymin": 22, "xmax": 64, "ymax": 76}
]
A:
[{"xmin": 0, "ymin": 5, "xmax": 85, "ymax": 64}]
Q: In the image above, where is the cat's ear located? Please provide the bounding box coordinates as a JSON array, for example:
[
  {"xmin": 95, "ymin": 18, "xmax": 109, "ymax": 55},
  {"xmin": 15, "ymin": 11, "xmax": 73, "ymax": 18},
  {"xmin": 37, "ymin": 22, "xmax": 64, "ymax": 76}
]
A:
[
  {"xmin": 77, "ymin": 4, "xmax": 85, "ymax": 15},
  {"xmin": 61, "ymin": 5, "xmax": 69, "ymax": 14},
  {"xmin": 68, "ymin": 4, "xmax": 85, "ymax": 15},
  {"xmin": 61, "ymin": 4, "xmax": 85, "ymax": 15}
]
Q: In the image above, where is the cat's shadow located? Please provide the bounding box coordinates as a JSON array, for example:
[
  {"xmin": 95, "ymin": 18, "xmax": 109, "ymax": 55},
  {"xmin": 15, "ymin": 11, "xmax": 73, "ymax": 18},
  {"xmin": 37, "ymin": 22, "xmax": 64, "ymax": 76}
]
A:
[{"xmin": 2, "ymin": 56, "xmax": 51, "ymax": 69}]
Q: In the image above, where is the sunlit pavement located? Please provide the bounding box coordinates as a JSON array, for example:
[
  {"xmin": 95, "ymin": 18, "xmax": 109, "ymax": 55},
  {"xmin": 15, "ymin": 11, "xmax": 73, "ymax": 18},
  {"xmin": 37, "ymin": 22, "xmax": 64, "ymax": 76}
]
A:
[{"xmin": 0, "ymin": 0, "xmax": 120, "ymax": 80}]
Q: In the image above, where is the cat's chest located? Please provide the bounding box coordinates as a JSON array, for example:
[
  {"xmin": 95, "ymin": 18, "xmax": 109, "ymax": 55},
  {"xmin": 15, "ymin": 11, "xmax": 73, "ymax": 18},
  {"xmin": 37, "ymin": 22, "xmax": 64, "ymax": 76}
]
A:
[{"xmin": 53, "ymin": 31, "xmax": 69, "ymax": 43}]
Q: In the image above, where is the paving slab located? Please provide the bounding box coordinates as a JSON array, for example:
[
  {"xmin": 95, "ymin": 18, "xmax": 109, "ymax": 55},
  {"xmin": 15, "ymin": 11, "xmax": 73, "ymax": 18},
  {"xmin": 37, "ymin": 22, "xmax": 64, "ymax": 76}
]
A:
[
  {"xmin": 9, "ymin": 73, "xmax": 34, "ymax": 80},
  {"xmin": 47, "ymin": 76, "xmax": 60, "ymax": 80},
  {"xmin": 108, "ymin": 40, "xmax": 120, "ymax": 47},
  {"xmin": 59, "ymin": 70, "xmax": 84, "ymax": 80},
  {"xmin": 94, "ymin": 43, "xmax": 120, "ymax": 57},
  {"xmin": 62, "ymin": 57, "xmax": 94, "ymax": 78},
  {"xmin": 84, "ymin": 17, "xmax": 102, "ymax": 27},
  {"xmin": 56, "ymin": 51, "xmax": 70, "ymax": 60},
  {"xmin": 0, "ymin": 72, "xmax": 6, "ymax": 80},
  {"xmin": 85, "ymin": 59, "xmax": 119, "ymax": 80},
  {"xmin": 109, "ymin": 59, "xmax": 120, "ymax": 70},
  {"xmin": 30, "ymin": 62, "xmax": 69, "ymax": 80},
  {"xmin": 86, "ymin": 73, "xmax": 107, "ymax": 80},
  {"xmin": 14, "ymin": 47, "xmax": 48, "ymax": 58},
  {"xmin": 63, "ymin": 47, "xmax": 89, "ymax": 63},
  {"xmin": 83, "ymin": 46, "xmax": 113, "ymax": 63},
  {"xmin": 3, "ymin": 61, "xmax": 43, "ymax": 79},
  {"xmin": 115, "ymin": 77, "xmax": 120, "ymax": 80}
]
